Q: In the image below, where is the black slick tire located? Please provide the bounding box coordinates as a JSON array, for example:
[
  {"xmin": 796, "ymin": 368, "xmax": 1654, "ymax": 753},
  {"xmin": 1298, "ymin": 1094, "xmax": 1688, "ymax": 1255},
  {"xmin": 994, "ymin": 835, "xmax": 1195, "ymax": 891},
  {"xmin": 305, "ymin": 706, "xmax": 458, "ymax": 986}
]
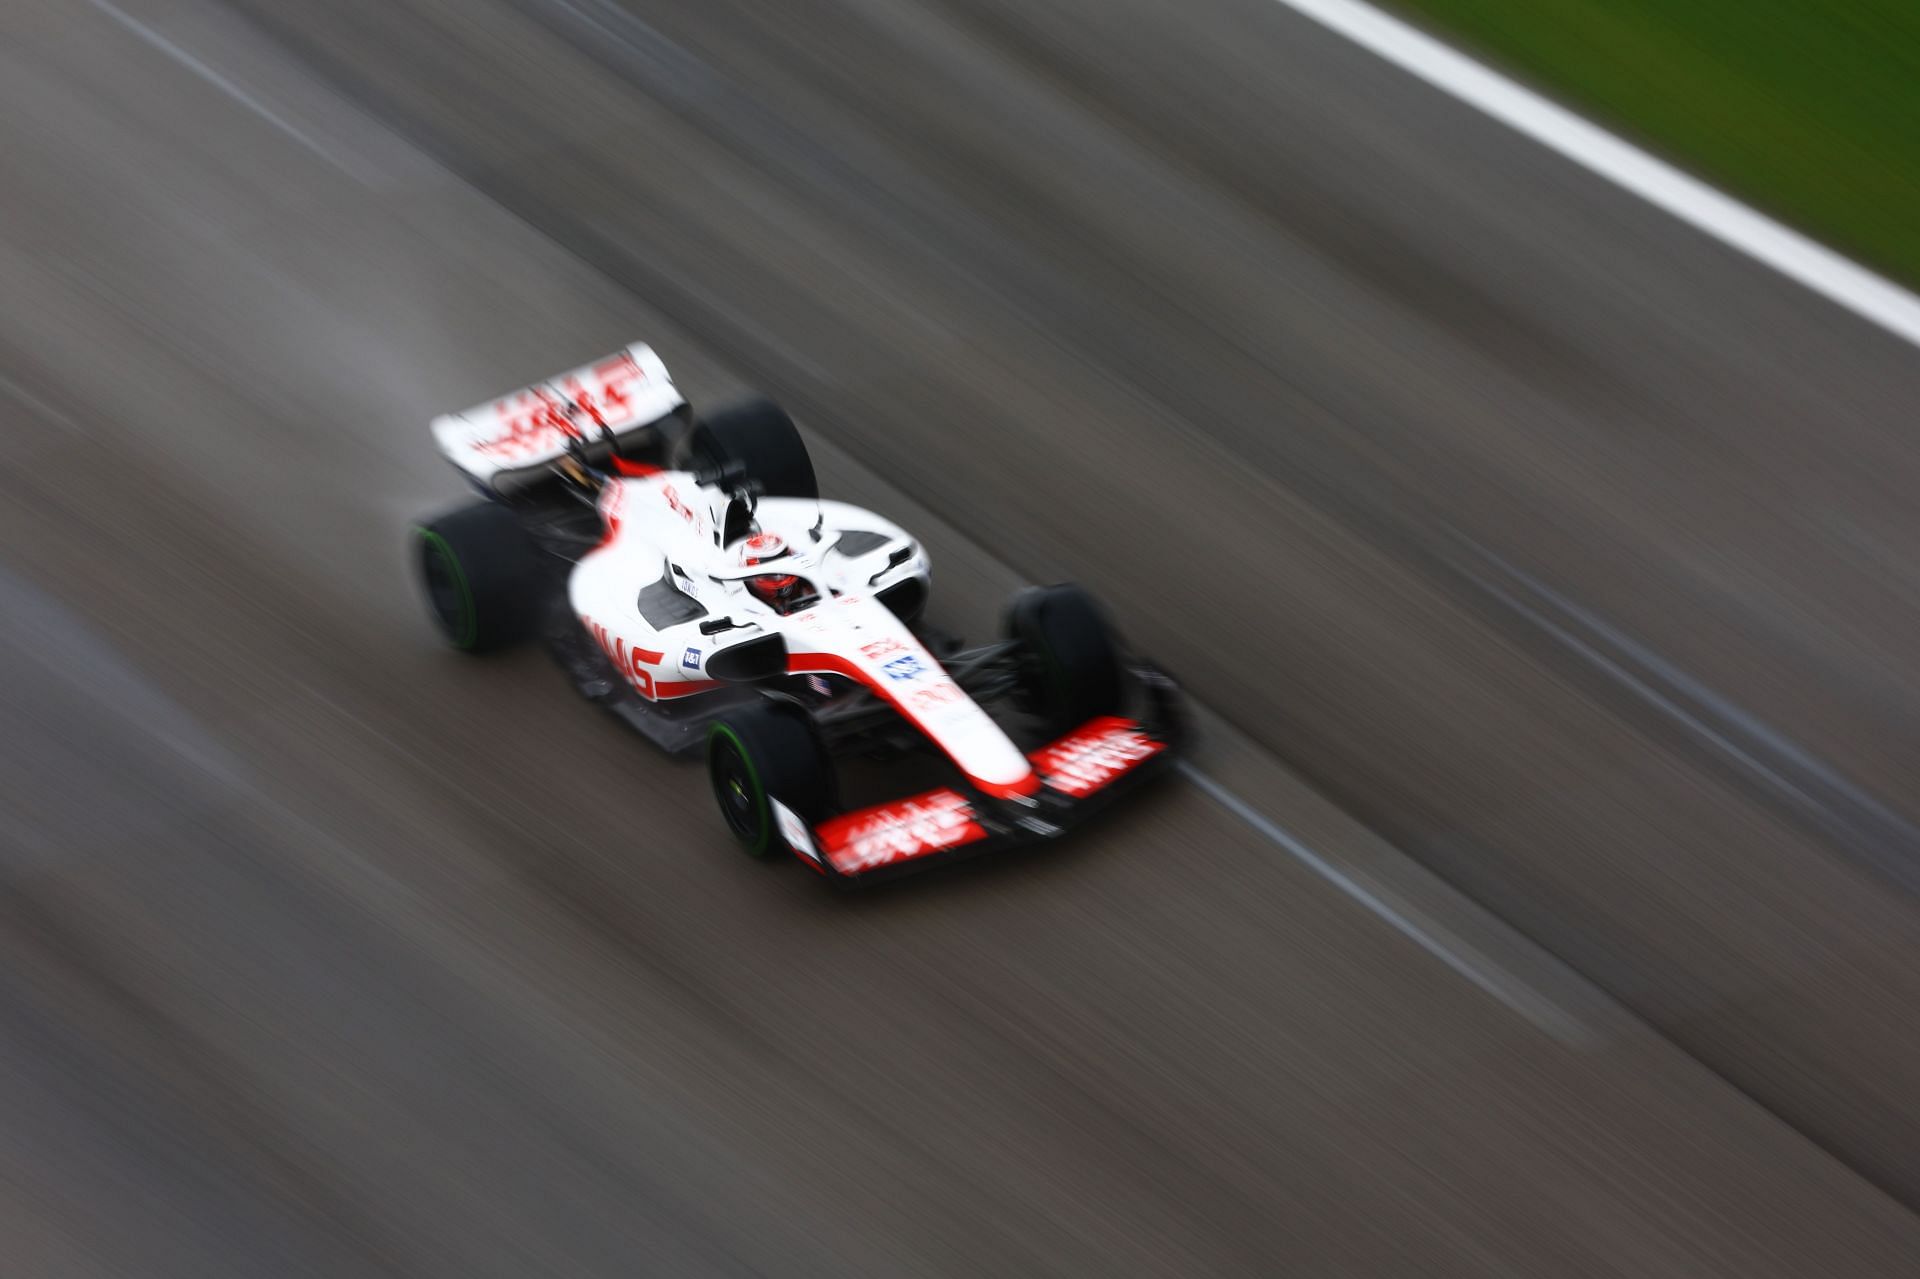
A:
[
  {"xmin": 707, "ymin": 701, "xmax": 836, "ymax": 858},
  {"xmin": 411, "ymin": 501, "xmax": 546, "ymax": 653},
  {"xmin": 681, "ymin": 397, "xmax": 818, "ymax": 499},
  {"xmin": 1004, "ymin": 584, "xmax": 1125, "ymax": 737}
]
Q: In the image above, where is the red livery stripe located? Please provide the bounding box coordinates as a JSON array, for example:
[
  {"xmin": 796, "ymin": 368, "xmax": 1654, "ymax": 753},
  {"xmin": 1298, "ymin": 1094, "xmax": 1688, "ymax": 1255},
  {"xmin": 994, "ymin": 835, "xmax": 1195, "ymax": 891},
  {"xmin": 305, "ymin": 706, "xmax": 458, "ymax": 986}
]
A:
[
  {"xmin": 1030, "ymin": 717, "xmax": 1164, "ymax": 798},
  {"xmin": 815, "ymin": 788, "xmax": 988, "ymax": 874},
  {"xmin": 785, "ymin": 651, "xmax": 1041, "ymax": 799},
  {"xmin": 656, "ymin": 678, "xmax": 724, "ymax": 699}
]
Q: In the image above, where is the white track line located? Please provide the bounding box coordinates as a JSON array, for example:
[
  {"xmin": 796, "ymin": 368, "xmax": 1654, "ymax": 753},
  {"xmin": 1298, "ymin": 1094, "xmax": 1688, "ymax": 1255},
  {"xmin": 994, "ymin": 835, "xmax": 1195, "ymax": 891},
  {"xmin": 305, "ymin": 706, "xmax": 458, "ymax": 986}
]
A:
[
  {"xmin": 88, "ymin": 0, "xmax": 352, "ymax": 175},
  {"xmin": 1177, "ymin": 761, "xmax": 1591, "ymax": 1043},
  {"xmin": 1269, "ymin": 0, "xmax": 1920, "ymax": 350}
]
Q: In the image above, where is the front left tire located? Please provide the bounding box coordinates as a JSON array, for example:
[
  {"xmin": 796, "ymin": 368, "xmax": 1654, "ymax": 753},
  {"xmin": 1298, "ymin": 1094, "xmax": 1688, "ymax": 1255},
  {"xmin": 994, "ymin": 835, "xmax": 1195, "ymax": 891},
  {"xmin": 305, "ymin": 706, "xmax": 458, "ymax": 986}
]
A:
[{"xmin": 707, "ymin": 700, "xmax": 836, "ymax": 857}]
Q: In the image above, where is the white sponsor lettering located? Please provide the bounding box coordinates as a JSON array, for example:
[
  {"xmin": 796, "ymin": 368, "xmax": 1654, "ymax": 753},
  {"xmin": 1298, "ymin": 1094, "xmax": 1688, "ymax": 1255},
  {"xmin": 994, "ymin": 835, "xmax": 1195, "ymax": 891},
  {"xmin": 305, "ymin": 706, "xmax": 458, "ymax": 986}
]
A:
[
  {"xmin": 1035, "ymin": 721, "xmax": 1163, "ymax": 798},
  {"xmin": 832, "ymin": 791, "xmax": 980, "ymax": 872},
  {"xmin": 771, "ymin": 800, "xmax": 821, "ymax": 863}
]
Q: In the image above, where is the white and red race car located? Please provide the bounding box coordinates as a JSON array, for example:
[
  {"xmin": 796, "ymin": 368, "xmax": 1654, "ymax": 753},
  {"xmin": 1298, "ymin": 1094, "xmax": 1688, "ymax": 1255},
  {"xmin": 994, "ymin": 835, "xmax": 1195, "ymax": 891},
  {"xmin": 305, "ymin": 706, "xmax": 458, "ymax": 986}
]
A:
[{"xmin": 411, "ymin": 343, "xmax": 1184, "ymax": 884}]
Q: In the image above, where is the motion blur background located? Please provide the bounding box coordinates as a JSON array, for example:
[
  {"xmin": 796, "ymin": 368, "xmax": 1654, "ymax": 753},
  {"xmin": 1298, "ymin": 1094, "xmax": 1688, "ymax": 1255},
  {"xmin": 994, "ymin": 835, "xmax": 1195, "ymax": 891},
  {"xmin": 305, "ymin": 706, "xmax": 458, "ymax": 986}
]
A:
[{"xmin": 7, "ymin": 0, "xmax": 1920, "ymax": 1274}]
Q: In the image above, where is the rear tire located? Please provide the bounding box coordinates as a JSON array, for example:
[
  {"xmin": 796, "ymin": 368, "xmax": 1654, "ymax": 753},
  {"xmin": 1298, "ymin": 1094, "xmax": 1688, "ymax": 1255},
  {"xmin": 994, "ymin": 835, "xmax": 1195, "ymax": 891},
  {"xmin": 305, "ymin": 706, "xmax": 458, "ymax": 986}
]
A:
[
  {"xmin": 1004, "ymin": 584, "xmax": 1125, "ymax": 736},
  {"xmin": 411, "ymin": 501, "xmax": 547, "ymax": 653},
  {"xmin": 707, "ymin": 701, "xmax": 836, "ymax": 858},
  {"xmin": 680, "ymin": 396, "xmax": 818, "ymax": 499}
]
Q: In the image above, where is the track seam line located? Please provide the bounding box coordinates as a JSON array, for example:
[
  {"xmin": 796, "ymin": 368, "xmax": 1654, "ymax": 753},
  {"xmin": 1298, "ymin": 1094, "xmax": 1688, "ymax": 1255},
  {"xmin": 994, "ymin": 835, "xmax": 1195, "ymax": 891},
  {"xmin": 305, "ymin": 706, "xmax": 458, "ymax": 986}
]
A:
[
  {"xmin": 1176, "ymin": 759, "xmax": 1591, "ymax": 1043},
  {"xmin": 87, "ymin": 0, "xmax": 355, "ymax": 176},
  {"xmin": 0, "ymin": 373, "xmax": 83, "ymax": 434}
]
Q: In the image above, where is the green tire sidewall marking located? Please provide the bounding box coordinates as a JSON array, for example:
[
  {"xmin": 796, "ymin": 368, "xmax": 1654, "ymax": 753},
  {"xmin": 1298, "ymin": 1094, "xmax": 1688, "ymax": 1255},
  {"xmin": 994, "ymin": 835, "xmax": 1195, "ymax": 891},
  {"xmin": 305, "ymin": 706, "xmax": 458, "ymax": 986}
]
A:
[
  {"xmin": 414, "ymin": 527, "xmax": 479, "ymax": 650},
  {"xmin": 709, "ymin": 723, "xmax": 773, "ymax": 856}
]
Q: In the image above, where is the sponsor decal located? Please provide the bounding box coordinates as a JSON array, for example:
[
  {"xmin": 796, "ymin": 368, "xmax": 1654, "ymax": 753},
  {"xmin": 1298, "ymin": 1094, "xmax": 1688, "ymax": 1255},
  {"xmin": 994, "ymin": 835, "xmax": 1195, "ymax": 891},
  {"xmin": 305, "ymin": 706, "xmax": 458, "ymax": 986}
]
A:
[
  {"xmin": 882, "ymin": 654, "xmax": 926, "ymax": 682},
  {"xmin": 477, "ymin": 355, "xmax": 650, "ymax": 459},
  {"xmin": 682, "ymin": 646, "xmax": 702, "ymax": 671},
  {"xmin": 908, "ymin": 683, "xmax": 964, "ymax": 710},
  {"xmin": 770, "ymin": 801, "xmax": 823, "ymax": 867},
  {"xmin": 476, "ymin": 396, "xmax": 571, "ymax": 459},
  {"xmin": 1030, "ymin": 717, "xmax": 1165, "ymax": 798},
  {"xmin": 859, "ymin": 638, "xmax": 907, "ymax": 661},
  {"xmin": 816, "ymin": 789, "xmax": 987, "ymax": 873},
  {"xmin": 580, "ymin": 613, "xmax": 664, "ymax": 698},
  {"xmin": 660, "ymin": 483, "xmax": 700, "ymax": 529}
]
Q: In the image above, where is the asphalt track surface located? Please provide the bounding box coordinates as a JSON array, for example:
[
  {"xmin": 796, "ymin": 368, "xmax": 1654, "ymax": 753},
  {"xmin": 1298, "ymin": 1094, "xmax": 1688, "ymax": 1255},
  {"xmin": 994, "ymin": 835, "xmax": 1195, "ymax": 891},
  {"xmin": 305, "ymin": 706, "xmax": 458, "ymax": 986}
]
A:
[{"xmin": 7, "ymin": 0, "xmax": 1920, "ymax": 1273}]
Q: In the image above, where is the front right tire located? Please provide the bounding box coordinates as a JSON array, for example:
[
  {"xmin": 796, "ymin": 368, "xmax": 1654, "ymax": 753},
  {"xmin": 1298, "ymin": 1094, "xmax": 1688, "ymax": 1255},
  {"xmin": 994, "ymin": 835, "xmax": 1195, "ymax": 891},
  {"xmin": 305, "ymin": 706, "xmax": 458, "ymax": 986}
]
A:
[{"xmin": 1004, "ymin": 583, "xmax": 1126, "ymax": 736}]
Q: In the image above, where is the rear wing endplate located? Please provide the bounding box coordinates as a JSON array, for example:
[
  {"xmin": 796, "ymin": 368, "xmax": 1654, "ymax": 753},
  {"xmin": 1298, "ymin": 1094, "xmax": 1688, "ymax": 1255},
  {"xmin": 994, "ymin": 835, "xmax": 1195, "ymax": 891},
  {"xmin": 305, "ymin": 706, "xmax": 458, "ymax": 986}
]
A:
[{"xmin": 430, "ymin": 343, "xmax": 684, "ymax": 492}]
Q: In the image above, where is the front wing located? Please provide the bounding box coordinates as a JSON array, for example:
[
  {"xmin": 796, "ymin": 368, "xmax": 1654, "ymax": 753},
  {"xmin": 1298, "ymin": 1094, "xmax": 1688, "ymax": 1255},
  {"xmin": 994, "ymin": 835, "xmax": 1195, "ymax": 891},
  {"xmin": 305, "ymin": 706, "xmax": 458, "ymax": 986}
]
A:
[{"xmin": 771, "ymin": 669, "xmax": 1185, "ymax": 885}]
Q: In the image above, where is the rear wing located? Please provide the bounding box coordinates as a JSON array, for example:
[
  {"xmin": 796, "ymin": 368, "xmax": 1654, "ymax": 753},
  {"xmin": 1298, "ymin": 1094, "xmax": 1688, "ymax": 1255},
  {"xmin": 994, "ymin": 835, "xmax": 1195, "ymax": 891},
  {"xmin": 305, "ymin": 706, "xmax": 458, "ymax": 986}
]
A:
[{"xmin": 430, "ymin": 343, "xmax": 684, "ymax": 492}]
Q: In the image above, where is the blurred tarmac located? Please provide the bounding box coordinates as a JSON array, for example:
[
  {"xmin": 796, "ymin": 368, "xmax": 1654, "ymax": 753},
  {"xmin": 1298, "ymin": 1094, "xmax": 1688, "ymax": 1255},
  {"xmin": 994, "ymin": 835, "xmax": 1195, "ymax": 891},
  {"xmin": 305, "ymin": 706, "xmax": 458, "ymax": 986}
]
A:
[{"xmin": 7, "ymin": 0, "xmax": 1920, "ymax": 1273}]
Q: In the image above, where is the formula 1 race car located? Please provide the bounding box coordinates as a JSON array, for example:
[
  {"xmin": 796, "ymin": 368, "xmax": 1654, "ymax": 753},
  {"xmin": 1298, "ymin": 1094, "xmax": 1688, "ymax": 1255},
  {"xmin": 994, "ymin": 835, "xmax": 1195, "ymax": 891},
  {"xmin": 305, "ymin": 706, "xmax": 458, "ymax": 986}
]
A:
[{"xmin": 410, "ymin": 343, "xmax": 1184, "ymax": 884}]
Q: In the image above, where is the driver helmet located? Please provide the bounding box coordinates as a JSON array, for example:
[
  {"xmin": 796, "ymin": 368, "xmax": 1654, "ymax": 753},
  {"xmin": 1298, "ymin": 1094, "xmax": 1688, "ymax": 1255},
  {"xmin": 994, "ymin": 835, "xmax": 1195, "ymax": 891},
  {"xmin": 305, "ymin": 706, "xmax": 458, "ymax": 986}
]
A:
[{"xmin": 740, "ymin": 532, "xmax": 808, "ymax": 613}]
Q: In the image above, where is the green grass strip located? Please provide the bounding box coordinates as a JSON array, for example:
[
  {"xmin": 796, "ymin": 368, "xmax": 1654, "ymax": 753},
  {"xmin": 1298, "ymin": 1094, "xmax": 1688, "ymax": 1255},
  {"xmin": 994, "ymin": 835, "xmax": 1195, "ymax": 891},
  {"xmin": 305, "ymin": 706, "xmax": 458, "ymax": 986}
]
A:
[{"xmin": 1393, "ymin": 0, "xmax": 1920, "ymax": 285}]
